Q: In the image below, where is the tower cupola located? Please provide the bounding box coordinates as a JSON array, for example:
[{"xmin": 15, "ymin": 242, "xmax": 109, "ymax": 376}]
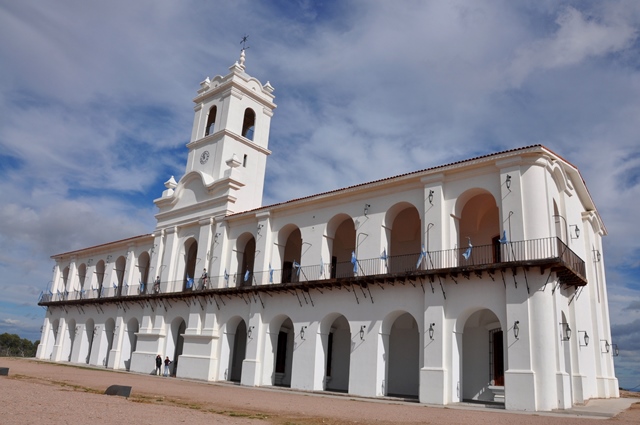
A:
[{"xmin": 154, "ymin": 50, "xmax": 276, "ymax": 227}]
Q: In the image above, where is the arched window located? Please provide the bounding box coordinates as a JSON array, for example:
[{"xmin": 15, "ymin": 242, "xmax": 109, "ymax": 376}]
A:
[
  {"xmin": 96, "ymin": 260, "xmax": 105, "ymax": 297},
  {"xmin": 78, "ymin": 263, "xmax": 87, "ymax": 296},
  {"xmin": 137, "ymin": 252, "xmax": 151, "ymax": 293},
  {"xmin": 241, "ymin": 108, "xmax": 255, "ymax": 140},
  {"xmin": 184, "ymin": 239, "xmax": 198, "ymax": 291},
  {"xmin": 458, "ymin": 191, "xmax": 499, "ymax": 265},
  {"xmin": 115, "ymin": 256, "xmax": 126, "ymax": 296},
  {"xmin": 240, "ymin": 237, "xmax": 256, "ymax": 287},
  {"xmin": 326, "ymin": 214, "xmax": 356, "ymax": 278},
  {"xmin": 278, "ymin": 226, "xmax": 302, "ymax": 284},
  {"xmin": 62, "ymin": 266, "xmax": 70, "ymax": 297},
  {"xmin": 204, "ymin": 105, "xmax": 217, "ymax": 136}
]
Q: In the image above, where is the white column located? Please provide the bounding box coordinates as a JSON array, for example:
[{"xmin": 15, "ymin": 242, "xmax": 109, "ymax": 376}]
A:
[
  {"xmin": 51, "ymin": 264, "xmax": 62, "ymax": 296},
  {"xmin": 197, "ymin": 218, "xmax": 214, "ymax": 288},
  {"xmin": 123, "ymin": 244, "xmax": 136, "ymax": 295},
  {"xmin": 254, "ymin": 212, "xmax": 271, "ymax": 285},
  {"xmin": 162, "ymin": 226, "xmax": 180, "ymax": 292},
  {"xmin": 241, "ymin": 310, "xmax": 264, "ymax": 387},
  {"xmin": 50, "ymin": 318, "xmax": 67, "ymax": 362},
  {"xmin": 150, "ymin": 229, "xmax": 166, "ymax": 292},
  {"xmin": 67, "ymin": 259, "xmax": 79, "ymax": 299},
  {"xmin": 108, "ymin": 316, "xmax": 126, "ymax": 369},
  {"xmin": 420, "ymin": 301, "xmax": 446, "ymax": 404},
  {"xmin": 211, "ymin": 216, "xmax": 230, "ymax": 287}
]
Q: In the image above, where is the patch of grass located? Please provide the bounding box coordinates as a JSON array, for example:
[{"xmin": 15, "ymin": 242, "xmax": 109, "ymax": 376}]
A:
[{"xmin": 208, "ymin": 410, "xmax": 268, "ymax": 420}]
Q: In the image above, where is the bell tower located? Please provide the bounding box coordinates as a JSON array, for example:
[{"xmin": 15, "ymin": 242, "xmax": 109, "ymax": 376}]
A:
[{"xmin": 154, "ymin": 50, "xmax": 276, "ymax": 226}]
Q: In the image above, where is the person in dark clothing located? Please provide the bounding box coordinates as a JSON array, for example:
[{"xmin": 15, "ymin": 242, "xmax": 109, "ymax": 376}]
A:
[
  {"xmin": 163, "ymin": 356, "xmax": 172, "ymax": 377},
  {"xmin": 153, "ymin": 276, "xmax": 161, "ymax": 294},
  {"xmin": 155, "ymin": 354, "xmax": 162, "ymax": 375}
]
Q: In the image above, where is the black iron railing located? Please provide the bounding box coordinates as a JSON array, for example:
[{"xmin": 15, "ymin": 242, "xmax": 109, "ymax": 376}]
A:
[{"xmin": 39, "ymin": 237, "xmax": 586, "ymax": 304}]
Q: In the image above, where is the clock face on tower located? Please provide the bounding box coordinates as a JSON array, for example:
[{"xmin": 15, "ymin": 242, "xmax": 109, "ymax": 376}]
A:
[{"xmin": 200, "ymin": 150, "xmax": 210, "ymax": 165}]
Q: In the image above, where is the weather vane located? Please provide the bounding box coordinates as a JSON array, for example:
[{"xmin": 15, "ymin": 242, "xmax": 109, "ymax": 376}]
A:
[{"xmin": 240, "ymin": 34, "xmax": 250, "ymax": 51}]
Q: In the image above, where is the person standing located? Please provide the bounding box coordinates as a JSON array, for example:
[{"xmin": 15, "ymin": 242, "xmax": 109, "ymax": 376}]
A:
[
  {"xmin": 200, "ymin": 268, "xmax": 208, "ymax": 290},
  {"xmin": 153, "ymin": 276, "xmax": 161, "ymax": 294},
  {"xmin": 163, "ymin": 356, "xmax": 172, "ymax": 377},
  {"xmin": 155, "ymin": 354, "xmax": 162, "ymax": 376}
]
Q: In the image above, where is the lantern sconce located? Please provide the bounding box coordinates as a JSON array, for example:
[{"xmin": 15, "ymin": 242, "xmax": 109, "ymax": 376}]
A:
[
  {"xmin": 257, "ymin": 224, "xmax": 263, "ymax": 235},
  {"xmin": 359, "ymin": 325, "xmax": 366, "ymax": 340},
  {"xmin": 601, "ymin": 339, "xmax": 610, "ymax": 354},
  {"xmin": 560, "ymin": 322, "xmax": 571, "ymax": 341},
  {"xmin": 513, "ymin": 321, "xmax": 520, "ymax": 339},
  {"xmin": 592, "ymin": 249, "xmax": 601, "ymax": 263},
  {"xmin": 429, "ymin": 323, "xmax": 435, "ymax": 340},
  {"xmin": 505, "ymin": 175, "xmax": 512, "ymax": 191},
  {"xmin": 214, "ymin": 233, "xmax": 220, "ymax": 243},
  {"xmin": 612, "ymin": 343, "xmax": 619, "ymax": 357},
  {"xmin": 106, "ymin": 255, "xmax": 112, "ymax": 263},
  {"xmin": 364, "ymin": 204, "xmax": 371, "ymax": 217},
  {"xmin": 428, "ymin": 190, "xmax": 434, "ymax": 205},
  {"xmin": 247, "ymin": 326, "xmax": 255, "ymax": 340},
  {"xmin": 578, "ymin": 331, "xmax": 589, "ymax": 347},
  {"xmin": 300, "ymin": 325, "xmax": 307, "ymax": 340},
  {"xmin": 570, "ymin": 225, "xmax": 580, "ymax": 239}
]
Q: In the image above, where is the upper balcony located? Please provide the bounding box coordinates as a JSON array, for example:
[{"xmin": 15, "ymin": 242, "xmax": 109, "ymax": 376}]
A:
[{"xmin": 39, "ymin": 237, "xmax": 586, "ymax": 306}]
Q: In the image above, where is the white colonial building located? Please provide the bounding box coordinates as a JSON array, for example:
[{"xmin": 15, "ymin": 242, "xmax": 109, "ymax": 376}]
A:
[{"xmin": 37, "ymin": 51, "xmax": 619, "ymax": 411}]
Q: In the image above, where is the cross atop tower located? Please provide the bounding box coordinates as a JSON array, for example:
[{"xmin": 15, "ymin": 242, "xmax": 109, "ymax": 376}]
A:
[{"xmin": 240, "ymin": 34, "xmax": 250, "ymax": 51}]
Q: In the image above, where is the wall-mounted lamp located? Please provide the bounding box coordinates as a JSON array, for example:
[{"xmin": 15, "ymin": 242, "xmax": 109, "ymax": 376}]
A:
[
  {"xmin": 570, "ymin": 225, "xmax": 580, "ymax": 239},
  {"xmin": 364, "ymin": 204, "xmax": 371, "ymax": 217},
  {"xmin": 612, "ymin": 343, "xmax": 619, "ymax": 357},
  {"xmin": 257, "ymin": 224, "xmax": 264, "ymax": 235},
  {"xmin": 300, "ymin": 325, "xmax": 307, "ymax": 340},
  {"xmin": 560, "ymin": 322, "xmax": 571, "ymax": 341},
  {"xmin": 87, "ymin": 259, "xmax": 93, "ymax": 265},
  {"xmin": 429, "ymin": 323, "xmax": 435, "ymax": 340},
  {"xmin": 513, "ymin": 321, "xmax": 520, "ymax": 339},
  {"xmin": 247, "ymin": 325, "xmax": 255, "ymax": 340},
  {"xmin": 506, "ymin": 175, "xmax": 512, "ymax": 190},
  {"xmin": 593, "ymin": 249, "xmax": 601, "ymax": 263},
  {"xmin": 578, "ymin": 331, "xmax": 589, "ymax": 347},
  {"xmin": 214, "ymin": 233, "xmax": 220, "ymax": 243},
  {"xmin": 106, "ymin": 255, "xmax": 112, "ymax": 262},
  {"xmin": 359, "ymin": 325, "xmax": 366, "ymax": 340},
  {"xmin": 601, "ymin": 339, "xmax": 610, "ymax": 353},
  {"xmin": 428, "ymin": 190, "xmax": 434, "ymax": 205}
]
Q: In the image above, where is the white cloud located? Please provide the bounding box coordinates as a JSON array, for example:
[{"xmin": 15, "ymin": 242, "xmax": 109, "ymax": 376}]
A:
[{"xmin": 508, "ymin": 6, "xmax": 637, "ymax": 86}]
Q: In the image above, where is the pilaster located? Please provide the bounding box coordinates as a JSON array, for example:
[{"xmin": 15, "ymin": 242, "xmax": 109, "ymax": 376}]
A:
[
  {"xmin": 420, "ymin": 295, "xmax": 446, "ymax": 404},
  {"xmin": 254, "ymin": 212, "xmax": 271, "ymax": 285},
  {"xmin": 162, "ymin": 226, "xmax": 180, "ymax": 292},
  {"xmin": 124, "ymin": 244, "xmax": 137, "ymax": 295},
  {"xmin": 241, "ymin": 310, "xmax": 264, "ymax": 386}
]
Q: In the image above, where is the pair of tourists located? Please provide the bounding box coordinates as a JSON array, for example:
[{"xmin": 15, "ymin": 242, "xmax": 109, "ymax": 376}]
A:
[{"xmin": 155, "ymin": 354, "xmax": 172, "ymax": 377}]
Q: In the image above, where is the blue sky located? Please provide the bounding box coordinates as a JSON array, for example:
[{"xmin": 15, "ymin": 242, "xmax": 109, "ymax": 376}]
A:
[{"xmin": 1, "ymin": 1, "xmax": 639, "ymax": 390}]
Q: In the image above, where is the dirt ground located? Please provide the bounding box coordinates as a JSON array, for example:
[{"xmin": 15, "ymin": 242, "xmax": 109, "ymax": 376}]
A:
[{"xmin": 1, "ymin": 358, "xmax": 638, "ymax": 425}]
